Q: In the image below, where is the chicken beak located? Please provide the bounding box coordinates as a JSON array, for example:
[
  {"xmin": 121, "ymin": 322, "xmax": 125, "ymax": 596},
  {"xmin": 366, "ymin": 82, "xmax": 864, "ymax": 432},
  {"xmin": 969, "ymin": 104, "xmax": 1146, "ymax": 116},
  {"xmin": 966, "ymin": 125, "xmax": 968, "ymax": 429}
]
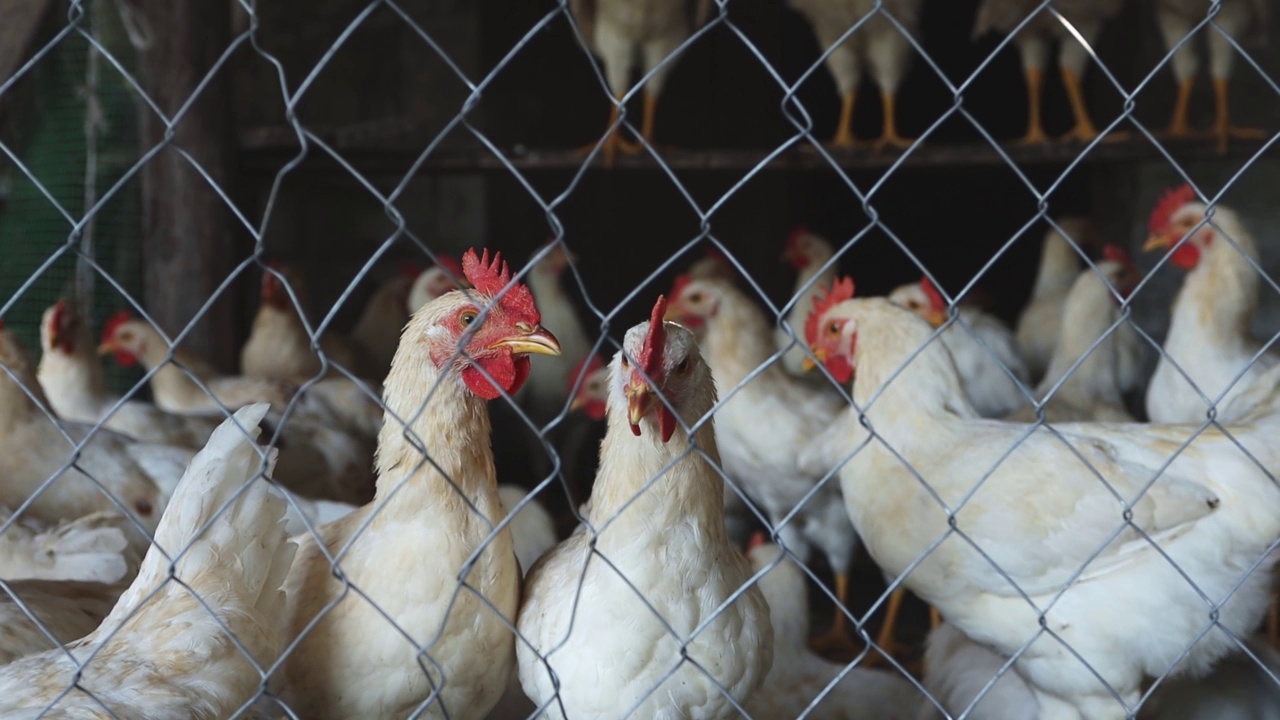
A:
[
  {"xmin": 800, "ymin": 348, "xmax": 826, "ymax": 373},
  {"xmin": 1142, "ymin": 232, "xmax": 1171, "ymax": 253},
  {"xmin": 569, "ymin": 394, "xmax": 588, "ymax": 413},
  {"xmin": 491, "ymin": 326, "xmax": 562, "ymax": 356},
  {"xmin": 625, "ymin": 382, "xmax": 657, "ymax": 432},
  {"xmin": 96, "ymin": 340, "xmax": 116, "ymax": 356},
  {"xmin": 925, "ymin": 309, "xmax": 947, "ymax": 328}
]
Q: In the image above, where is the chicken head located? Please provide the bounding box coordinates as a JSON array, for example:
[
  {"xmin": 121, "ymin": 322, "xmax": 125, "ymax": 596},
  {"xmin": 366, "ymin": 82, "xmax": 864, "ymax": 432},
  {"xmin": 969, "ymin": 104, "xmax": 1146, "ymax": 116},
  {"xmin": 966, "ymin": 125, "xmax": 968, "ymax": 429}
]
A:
[
  {"xmin": 781, "ymin": 226, "xmax": 833, "ymax": 270},
  {"xmin": 888, "ymin": 275, "xmax": 948, "ymax": 327},
  {"xmin": 664, "ymin": 274, "xmax": 728, "ymax": 330},
  {"xmin": 1143, "ymin": 184, "xmax": 1212, "ymax": 270},
  {"xmin": 419, "ymin": 248, "xmax": 561, "ymax": 401},
  {"xmin": 42, "ymin": 300, "xmax": 83, "ymax": 356},
  {"xmin": 97, "ymin": 311, "xmax": 150, "ymax": 368},
  {"xmin": 568, "ymin": 353, "xmax": 607, "ymax": 421},
  {"xmin": 803, "ymin": 276, "xmax": 859, "ymax": 384},
  {"xmin": 614, "ymin": 295, "xmax": 707, "ymax": 443}
]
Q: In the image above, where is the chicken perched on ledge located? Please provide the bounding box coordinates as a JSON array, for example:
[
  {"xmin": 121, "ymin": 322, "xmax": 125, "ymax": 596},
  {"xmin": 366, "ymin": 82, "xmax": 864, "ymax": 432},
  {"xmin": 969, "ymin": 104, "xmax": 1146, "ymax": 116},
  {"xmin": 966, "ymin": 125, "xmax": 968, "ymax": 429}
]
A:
[
  {"xmin": 1015, "ymin": 219, "xmax": 1091, "ymax": 382},
  {"xmin": 1154, "ymin": 0, "xmax": 1269, "ymax": 151},
  {"xmin": 973, "ymin": 0, "xmax": 1125, "ymax": 144},
  {"xmin": 38, "ymin": 300, "xmax": 220, "ymax": 447},
  {"xmin": 1142, "ymin": 185, "xmax": 1276, "ymax": 423},
  {"xmin": 0, "ymin": 404, "xmax": 297, "ymax": 719},
  {"xmin": 806, "ymin": 284, "xmax": 1280, "ymax": 718},
  {"xmin": 788, "ymin": 0, "xmax": 922, "ymax": 149},
  {"xmin": 888, "ymin": 276, "xmax": 1029, "ymax": 417},
  {"xmin": 569, "ymin": 0, "xmax": 712, "ymax": 166},
  {"xmin": 275, "ymin": 249, "xmax": 560, "ymax": 720},
  {"xmin": 517, "ymin": 296, "xmax": 772, "ymax": 718}
]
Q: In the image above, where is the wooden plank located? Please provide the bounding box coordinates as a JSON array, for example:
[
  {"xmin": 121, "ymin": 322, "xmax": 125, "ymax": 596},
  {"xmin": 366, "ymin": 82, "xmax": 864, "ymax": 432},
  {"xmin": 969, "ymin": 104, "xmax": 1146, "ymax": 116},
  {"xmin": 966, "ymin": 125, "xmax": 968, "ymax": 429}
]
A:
[{"xmin": 136, "ymin": 0, "xmax": 239, "ymax": 371}]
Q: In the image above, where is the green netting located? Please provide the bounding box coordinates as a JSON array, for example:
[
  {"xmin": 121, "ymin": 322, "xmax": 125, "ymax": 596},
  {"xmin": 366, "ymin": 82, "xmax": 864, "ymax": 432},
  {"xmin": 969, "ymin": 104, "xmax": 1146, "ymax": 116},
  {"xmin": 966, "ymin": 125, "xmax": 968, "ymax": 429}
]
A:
[{"xmin": 0, "ymin": 3, "xmax": 143, "ymax": 395}]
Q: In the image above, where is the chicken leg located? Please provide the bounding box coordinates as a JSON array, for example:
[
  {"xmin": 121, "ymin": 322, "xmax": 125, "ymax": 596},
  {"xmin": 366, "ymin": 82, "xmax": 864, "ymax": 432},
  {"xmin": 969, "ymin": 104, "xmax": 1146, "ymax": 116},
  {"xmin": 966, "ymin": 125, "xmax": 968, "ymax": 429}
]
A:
[
  {"xmin": 872, "ymin": 89, "xmax": 913, "ymax": 152},
  {"xmin": 1017, "ymin": 67, "xmax": 1050, "ymax": 145},
  {"xmin": 575, "ymin": 95, "xmax": 642, "ymax": 168},
  {"xmin": 1161, "ymin": 77, "xmax": 1199, "ymax": 139},
  {"xmin": 829, "ymin": 91, "xmax": 859, "ymax": 149},
  {"xmin": 1212, "ymin": 76, "xmax": 1267, "ymax": 153},
  {"xmin": 809, "ymin": 572, "xmax": 864, "ymax": 661}
]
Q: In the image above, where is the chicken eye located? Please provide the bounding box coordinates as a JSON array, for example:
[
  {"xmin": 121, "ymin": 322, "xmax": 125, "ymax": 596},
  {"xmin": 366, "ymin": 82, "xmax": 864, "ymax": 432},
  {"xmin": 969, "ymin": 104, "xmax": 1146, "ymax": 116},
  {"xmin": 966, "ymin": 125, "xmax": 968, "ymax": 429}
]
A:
[
  {"xmin": 459, "ymin": 311, "xmax": 477, "ymax": 327},
  {"xmin": 687, "ymin": 292, "xmax": 704, "ymax": 304},
  {"xmin": 621, "ymin": 357, "xmax": 630, "ymax": 369},
  {"xmin": 675, "ymin": 358, "xmax": 689, "ymax": 373},
  {"xmin": 827, "ymin": 322, "xmax": 841, "ymax": 335},
  {"xmin": 118, "ymin": 331, "xmax": 134, "ymax": 342}
]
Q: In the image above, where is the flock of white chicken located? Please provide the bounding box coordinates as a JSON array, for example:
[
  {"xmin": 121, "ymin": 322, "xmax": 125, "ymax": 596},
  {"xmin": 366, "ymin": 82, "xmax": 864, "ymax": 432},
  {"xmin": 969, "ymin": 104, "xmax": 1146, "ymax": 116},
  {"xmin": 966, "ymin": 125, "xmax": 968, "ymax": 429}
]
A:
[{"xmin": 2, "ymin": 184, "xmax": 1280, "ymax": 720}]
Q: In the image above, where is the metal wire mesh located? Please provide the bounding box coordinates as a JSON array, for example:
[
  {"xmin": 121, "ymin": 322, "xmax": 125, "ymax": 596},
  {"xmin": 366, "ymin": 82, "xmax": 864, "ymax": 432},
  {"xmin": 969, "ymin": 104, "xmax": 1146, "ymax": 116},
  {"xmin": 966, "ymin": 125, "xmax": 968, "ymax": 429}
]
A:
[{"xmin": 0, "ymin": 0, "xmax": 1278, "ymax": 718}]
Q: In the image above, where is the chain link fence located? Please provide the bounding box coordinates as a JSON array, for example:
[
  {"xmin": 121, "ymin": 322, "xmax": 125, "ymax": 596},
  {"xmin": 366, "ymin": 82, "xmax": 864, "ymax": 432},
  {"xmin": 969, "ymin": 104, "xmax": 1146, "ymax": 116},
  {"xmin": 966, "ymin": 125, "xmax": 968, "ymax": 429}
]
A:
[{"xmin": 0, "ymin": 0, "xmax": 1278, "ymax": 718}]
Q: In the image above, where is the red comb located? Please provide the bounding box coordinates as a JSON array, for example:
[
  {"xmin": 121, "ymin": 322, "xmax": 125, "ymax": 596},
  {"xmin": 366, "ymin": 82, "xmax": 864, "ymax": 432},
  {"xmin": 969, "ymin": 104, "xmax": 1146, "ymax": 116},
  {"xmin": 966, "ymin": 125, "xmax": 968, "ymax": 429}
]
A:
[
  {"xmin": 785, "ymin": 224, "xmax": 810, "ymax": 250},
  {"xmin": 920, "ymin": 276, "xmax": 946, "ymax": 312},
  {"xmin": 461, "ymin": 248, "xmax": 538, "ymax": 322},
  {"xmin": 748, "ymin": 530, "xmax": 767, "ymax": 552},
  {"xmin": 102, "ymin": 310, "xmax": 133, "ymax": 341},
  {"xmin": 1149, "ymin": 184, "xmax": 1196, "ymax": 234},
  {"xmin": 568, "ymin": 353, "xmax": 605, "ymax": 393},
  {"xmin": 436, "ymin": 254, "xmax": 462, "ymax": 278},
  {"xmin": 1103, "ymin": 244, "xmax": 1136, "ymax": 270},
  {"xmin": 639, "ymin": 296, "xmax": 668, "ymax": 381},
  {"xmin": 671, "ymin": 274, "xmax": 694, "ymax": 301},
  {"xmin": 805, "ymin": 276, "xmax": 856, "ymax": 345},
  {"xmin": 50, "ymin": 299, "xmax": 67, "ymax": 330}
]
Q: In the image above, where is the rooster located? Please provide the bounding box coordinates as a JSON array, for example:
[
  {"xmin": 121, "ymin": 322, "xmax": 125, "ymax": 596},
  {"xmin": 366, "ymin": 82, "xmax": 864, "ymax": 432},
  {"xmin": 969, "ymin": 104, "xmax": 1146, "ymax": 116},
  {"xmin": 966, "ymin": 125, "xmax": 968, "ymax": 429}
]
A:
[
  {"xmin": 37, "ymin": 299, "xmax": 221, "ymax": 447},
  {"xmin": 789, "ymin": 0, "xmax": 921, "ymax": 149},
  {"xmin": 806, "ymin": 283, "xmax": 1280, "ymax": 718},
  {"xmin": 745, "ymin": 535, "xmax": 918, "ymax": 719},
  {"xmin": 888, "ymin": 275, "xmax": 1030, "ymax": 417},
  {"xmin": 517, "ymin": 296, "xmax": 772, "ymax": 718},
  {"xmin": 1006, "ymin": 247, "xmax": 1144, "ymax": 423},
  {"xmin": 407, "ymin": 255, "xmax": 464, "ymax": 314},
  {"xmin": 0, "ymin": 404, "xmax": 297, "ymax": 719},
  {"xmin": 1015, "ymin": 219, "xmax": 1092, "ymax": 382},
  {"xmin": 0, "ymin": 323, "xmax": 169, "ymax": 530},
  {"xmin": 274, "ymin": 249, "xmax": 560, "ymax": 720},
  {"xmin": 666, "ymin": 273, "xmax": 863, "ymax": 657},
  {"xmin": 569, "ymin": 0, "xmax": 711, "ymax": 166},
  {"xmin": 973, "ymin": 0, "xmax": 1125, "ymax": 143},
  {"xmin": 241, "ymin": 261, "xmax": 365, "ymax": 380},
  {"xmin": 1154, "ymin": 0, "xmax": 1269, "ymax": 151},
  {"xmin": 1142, "ymin": 185, "xmax": 1276, "ymax": 424},
  {"xmin": 780, "ymin": 226, "xmax": 838, "ymax": 379}
]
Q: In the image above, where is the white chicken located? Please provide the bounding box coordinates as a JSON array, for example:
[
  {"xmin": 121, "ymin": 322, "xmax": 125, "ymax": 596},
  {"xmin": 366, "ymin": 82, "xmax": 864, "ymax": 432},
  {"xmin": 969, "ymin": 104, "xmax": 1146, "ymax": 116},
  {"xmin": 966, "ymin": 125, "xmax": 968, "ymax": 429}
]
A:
[
  {"xmin": 1007, "ymin": 246, "xmax": 1144, "ymax": 423},
  {"xmin": 1015, "ymin": 219, "xmax": 1090, "ymax": 381},
  {"xmin": 805, "ymin": 284, "xmax": 1280, "ymax": 719},
  {"xmin": 407, "ymin": 255, "xmax": 464, "ymax": 313},
  {"xmin": 973, "ymin": 0, "xmax": 1125, "ymax": 143},
  {"xmin": 37, "ymin": 299, "xmax": 221, "ymax": 447},
  {"xmin": 888, "ymin": 275, "xmax": 1030, "ymax": 417},
  {"xmin": 0, "ymin": 403, "xmax": 297, "ymax": 719},
  {"xmin": 0, "ymin": 507, "xmax": 132, "ymax": 583},
  {"xmin": 569, "ymin": 0, "xmax": 711, "ymax": 165},
  {"xmin": 517, "ymin": 296, "xmax": 772, "ymax": 718},
  {"xmin": 0, "ymin": 579, "xmax": 126, "ymax": 665},
  {"xmin": 1142, "ymin": 185, "xmax": 1277, "ymax": 424},
  {"xmin": 350, "ymin": 263, "xmax": 421, "ymax": 380},
  {"xmin": 240, "ymin": 261, "xmax": 365, "ymax": 380},
  {"xmin": 274, "ymin": 249, "xmax": 560, "ymax": 720},
  {"xmin": 787, "ymin": 0, "xmax": 922, "ymax": 149},
  {"xmin": 745, "ymin": 535, "xmax": 919, "ymax": 719},
  {"xmin": 665, "ymin": 273, "xmax": 863, "ymax": 656},
  {"xmin": 1154, "ymin": 0, "xmax": 1269, "ymax": 151},
  {"xmin": 0, "ymin": 323, "xmax": 168, "ymax": 530},
  {"xmin": 780, "ymin": 226, "xmax": 838, "ymax": 379}
]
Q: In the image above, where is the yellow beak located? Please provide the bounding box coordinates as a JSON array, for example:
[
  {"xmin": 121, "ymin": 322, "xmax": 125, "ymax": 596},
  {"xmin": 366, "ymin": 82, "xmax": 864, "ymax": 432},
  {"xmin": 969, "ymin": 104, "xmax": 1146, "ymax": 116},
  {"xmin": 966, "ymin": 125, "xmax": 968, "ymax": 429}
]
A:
[
  {"xmin": 625, "ymin": 382, "xmax": 657, "ymax": 427},
  {"xmin": 925, "ymin": 310, "xmax": 947, "ymax": 328},
  {"xmin": 800, "ymin": 348, "xmax": 825, "ymax": 373},
  {"xmin": 96, "ymin": 341, "xmax": 116, "ymax": 356},
  {"xmin": 569, "ymin": 395, "xmax": 588, "ymax": 412},
  {"xmin": 490, "ymin": 326, "xmax": 562, "ymax": 356},
  {"xmin": 1142, "ymin": 233, "xmax": 1171, "ymax": 253}
]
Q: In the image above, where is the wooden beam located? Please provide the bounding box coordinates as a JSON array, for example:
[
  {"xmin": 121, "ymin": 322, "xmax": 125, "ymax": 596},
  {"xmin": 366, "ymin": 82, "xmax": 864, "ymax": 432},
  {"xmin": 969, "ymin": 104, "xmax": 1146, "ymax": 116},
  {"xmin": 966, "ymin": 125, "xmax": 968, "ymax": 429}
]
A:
[{"xmin": 136, "ymin": 0, "xmax": 238, "ymax": 371}]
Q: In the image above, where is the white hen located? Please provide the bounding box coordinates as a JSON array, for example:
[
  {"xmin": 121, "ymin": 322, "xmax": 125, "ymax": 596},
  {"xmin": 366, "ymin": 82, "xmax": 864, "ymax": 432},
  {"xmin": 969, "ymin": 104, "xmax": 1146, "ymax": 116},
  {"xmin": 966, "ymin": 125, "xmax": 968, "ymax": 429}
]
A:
[
  {"xmin": 1015, "ymin": 220, "xmax": 1089, "ymax": 381},
  {"xmin": 0, "ymin": 403, "xmax": 297, "ymax": 719},
  {"xmin": 517, "ymin": 297, "xmax": 773, "ymax": 719},
  {"xmin": 0, "ymin": 508, "xmax": 132, "ymax": 583}
]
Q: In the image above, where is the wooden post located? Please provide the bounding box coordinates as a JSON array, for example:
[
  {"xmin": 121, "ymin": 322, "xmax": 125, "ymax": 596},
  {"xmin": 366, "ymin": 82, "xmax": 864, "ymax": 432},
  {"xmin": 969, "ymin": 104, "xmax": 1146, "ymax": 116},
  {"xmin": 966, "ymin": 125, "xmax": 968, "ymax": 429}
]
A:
[{"xmin": 136, "ymin": 0, "xmax": 237, "ymax": 371}]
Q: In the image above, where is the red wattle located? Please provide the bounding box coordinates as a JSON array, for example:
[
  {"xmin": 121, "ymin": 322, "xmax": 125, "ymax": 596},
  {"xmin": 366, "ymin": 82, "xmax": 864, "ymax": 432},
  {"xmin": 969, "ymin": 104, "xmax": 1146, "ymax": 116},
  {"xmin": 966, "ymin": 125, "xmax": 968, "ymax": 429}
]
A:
[
  {"xmin": 114, "ymin": 350, "xmax": 138, "ymax": 368},
  {"xmin": 823, "ymin": 355, "xmax": 854, "ymax": 384},
  {"xmin": 658, "ymin": 406, "xmax": 677, "ymax": 443},
  {"xmin": 460, "ymin": 351, "xmax": 533, "ymax": 400},
  {"xmin": 1170, "ymin": 243, "xmax": 1201, "ymax": 270}
]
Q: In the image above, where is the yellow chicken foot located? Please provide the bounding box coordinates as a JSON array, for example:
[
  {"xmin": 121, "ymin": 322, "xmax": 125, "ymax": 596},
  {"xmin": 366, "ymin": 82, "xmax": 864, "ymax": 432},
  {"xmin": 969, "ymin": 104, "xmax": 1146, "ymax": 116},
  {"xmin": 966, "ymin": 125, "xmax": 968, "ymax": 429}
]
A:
[
  {"xmin": 873, "ymin": 90, "xmax": 914, "ymax": 152},
  {"xmin": 827, "ymin": 91, "xmax": 860, "ymax": 150},
  {"xmin": 809, "ymin": 573, "xmax": 865, "ymax": 662},
  {"xmin": 574, "ymin": 99, "xmax": 641, "ymax": 168},
  {"xmin": 1016, "ymin": 66, "xmax": 1050, "ymax": 145},
  {"xmin": 1059, "ymin": 68, "xmax": 1127, "ymax": 143},
  {"xmin": 1212, "ymin": 77, "xmax": 1267, "ymax": 154},
  {"xmin": 1159, "ymin": 77, "xmax": 1202, "ymax": 139},
  {"xmin": 633, "ymin": 91, "xmax": 658, "ymax": 155}
]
